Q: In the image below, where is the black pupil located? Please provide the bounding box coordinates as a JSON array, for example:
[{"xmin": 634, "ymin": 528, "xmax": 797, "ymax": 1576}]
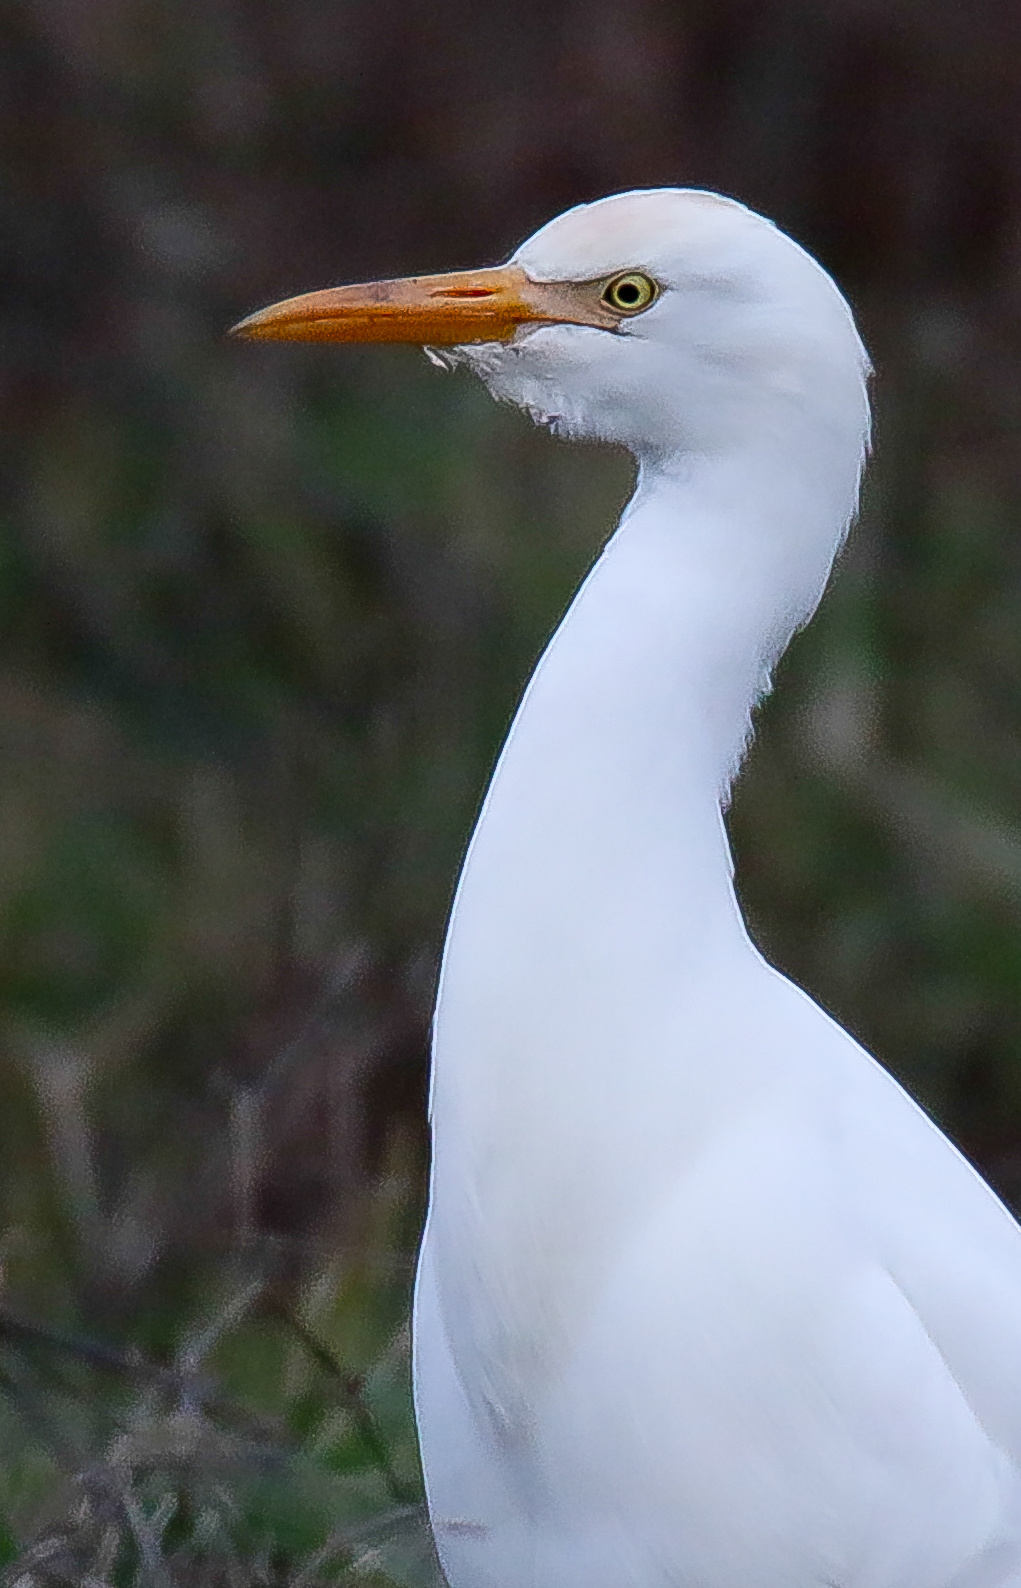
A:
[{"xmin": 615, "ymin": 280, "xmax": 641, "ymax": 305}]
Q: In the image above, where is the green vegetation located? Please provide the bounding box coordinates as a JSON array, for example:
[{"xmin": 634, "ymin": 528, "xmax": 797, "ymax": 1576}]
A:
[{"xmin": 0, "ymin": 363, "xmax": 628, "ymax": 1585}]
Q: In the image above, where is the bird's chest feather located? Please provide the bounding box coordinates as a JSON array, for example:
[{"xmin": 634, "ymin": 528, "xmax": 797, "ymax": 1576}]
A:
[{"xmin": 426, "ymin": 962, "xmax": 790, "ymax": 1434}]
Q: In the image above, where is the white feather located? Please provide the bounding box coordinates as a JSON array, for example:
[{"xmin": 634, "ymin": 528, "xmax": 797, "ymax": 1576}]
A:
[{"xmin": 413, "ymin": 189, "xmax": 1021, "ymax": 1588}]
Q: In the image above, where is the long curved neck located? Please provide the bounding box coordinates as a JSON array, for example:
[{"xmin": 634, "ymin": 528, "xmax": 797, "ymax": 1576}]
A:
[
  {"xmin": 433, "ymin": 451, "xmax": 845, "ymax": 1109},
  {"xmin": 426, "ymin": 452, "xmax": 849, "ymax": 1384}
]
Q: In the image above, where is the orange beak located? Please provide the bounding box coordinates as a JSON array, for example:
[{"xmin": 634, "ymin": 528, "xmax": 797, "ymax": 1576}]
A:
[{"xmin": 229, "ymin": 263, "xmax": 619, "ymax": 346}]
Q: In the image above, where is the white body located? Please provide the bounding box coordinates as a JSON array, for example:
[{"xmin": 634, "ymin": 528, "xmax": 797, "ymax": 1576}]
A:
[{"xmin": 412, "ymin": 192, "xmax": 1021, "ymax": 1588}]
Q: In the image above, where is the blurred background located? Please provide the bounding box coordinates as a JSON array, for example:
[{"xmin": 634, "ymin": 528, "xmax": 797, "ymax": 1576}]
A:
[{"xmin": 1, "ymin": 0, "xmax": 1021, "ymax": 1580}]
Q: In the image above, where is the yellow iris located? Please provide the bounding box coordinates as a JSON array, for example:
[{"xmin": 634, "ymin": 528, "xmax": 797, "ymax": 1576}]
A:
[{"xmin": 601, "ymin": 272, "xmax": 659, "ymax": 315}]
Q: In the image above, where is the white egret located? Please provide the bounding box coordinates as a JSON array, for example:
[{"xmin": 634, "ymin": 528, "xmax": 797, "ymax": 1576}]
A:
[{"xmin": 234, "ymin": 190, "xmax": 1021, "ymax": 1588}]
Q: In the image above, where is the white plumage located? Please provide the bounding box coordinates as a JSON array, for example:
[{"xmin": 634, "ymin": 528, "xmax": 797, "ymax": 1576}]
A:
[
  {"xmin": 410, "ymin": 192, "xmax": 1021, "ymax": 1588},
  {"xmin": 231, "ymin": 184, "xmax": 1021, "ymax": 1588}
]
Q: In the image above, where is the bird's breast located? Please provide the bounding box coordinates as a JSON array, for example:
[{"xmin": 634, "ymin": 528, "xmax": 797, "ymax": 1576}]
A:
[{"xmin": 426, "ymin": 926, "xmax": 790, "ymax": 1429}]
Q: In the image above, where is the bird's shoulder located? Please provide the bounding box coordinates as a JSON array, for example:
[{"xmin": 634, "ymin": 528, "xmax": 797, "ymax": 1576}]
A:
[{"xmin": 746, "ymin": 962, "xmax": 1021, "ymax": 1460}]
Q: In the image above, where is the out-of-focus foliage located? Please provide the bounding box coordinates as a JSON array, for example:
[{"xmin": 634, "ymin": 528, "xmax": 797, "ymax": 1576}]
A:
[{"xmin": 1, "ymin": 0, "xmax": 1021, "ymax": 1578}]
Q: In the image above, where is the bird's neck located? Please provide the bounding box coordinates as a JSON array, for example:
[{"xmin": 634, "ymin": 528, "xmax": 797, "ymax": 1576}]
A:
[
  {"xmin": 435, "ymin": 449, "xmax": 846, "ymax": 1081},
  {"xmin": 427, "ymin": 450, "xmax": 852, "ymax": 1413}
]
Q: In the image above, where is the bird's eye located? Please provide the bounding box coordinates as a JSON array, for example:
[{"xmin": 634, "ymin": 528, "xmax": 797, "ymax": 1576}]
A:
[{"xmin": 601, "ymin": 272, "xmax": 659, "ymax": 315}]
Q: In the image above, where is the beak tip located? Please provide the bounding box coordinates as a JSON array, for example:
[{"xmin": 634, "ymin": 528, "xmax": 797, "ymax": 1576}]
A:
[{"xmin": 227, "ymin": 313, "xmax": 259, "ymax": 340}]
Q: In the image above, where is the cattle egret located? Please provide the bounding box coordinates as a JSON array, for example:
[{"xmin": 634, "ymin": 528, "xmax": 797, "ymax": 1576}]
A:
[{"xmin": 234, "ymin": 191, "xmax": 1021, "ymax": 1588}]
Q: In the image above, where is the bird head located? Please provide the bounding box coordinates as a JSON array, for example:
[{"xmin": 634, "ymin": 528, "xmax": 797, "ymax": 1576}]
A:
[{"xmin": 232, "ymin": 188, "xmax": 870, "ymax": 473}]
